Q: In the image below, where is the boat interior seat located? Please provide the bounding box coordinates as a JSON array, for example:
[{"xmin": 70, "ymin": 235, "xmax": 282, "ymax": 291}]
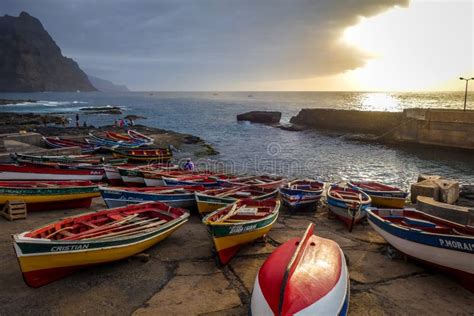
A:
[
  {"xmin": 402, "ymin": 217, "xmax": 436, "ymax": 228},
  {"xmin": 108, "ymin": 214, "xmax": 125, "ymax": 221}
]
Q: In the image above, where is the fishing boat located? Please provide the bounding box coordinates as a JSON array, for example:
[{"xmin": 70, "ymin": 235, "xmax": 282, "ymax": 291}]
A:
[
  {"xmin": 163, "ymin": 175, "xmax": 220, "ymax": 188},
  {"xmin": 105, "ymin": 131, "xmax": 134, "ymax": 142},
  {"xmin": 326, "ymin": 184, "xmax": 371, "ymax": 231},
  {"xmin": 202, "ymin": 199, "xmax": 280, "ymax": 265},
  {"xmin": 280, "ymin": 179, "xmax": 324, "ymax": 210},
  {"xmin": 42, "ymin": 137, "xmax": 98, "ymax": 154},
  {"xmin": 348, "ymin": 181, "xmax": 408, "ymax": 208},
  {"xmin": 128, "ymin": 130, "xmax": 154, "ymax": 144},
  {"xmin": 0, "ymin": 164, "xmax": 104, "ymax": 181},
  {"xmin": 86, "ymin": 133, "xmax": 146, "ymax": 148},
  {"xmin": 13, "ymin": 202, "xmax": 189, "ymax": 288},
  {"xmin": 12, "ymin": 152, "xmax": 128, "ymax": 166},
  {"xmin": 99, "ymin": 185, "xmax": 205, "ymax": 209},
  {"xmin": 367, "ymin": 208, "xmax": 474, "ymax": 292},
  {"xmin": 143, "ymin": 169, "xmax": 214, "ymax": 187},
  {"xmin": 118, "ymin": 164, "xmax": 179, "ymax": 186},
  {"xmin": 104, "ymin": 164, "xmax": 134, "ymax": 186},
  {"xmin": 250, "ymin": 223, "xmax": 350, "ymax": 315},
  {"xmin": 195, "ymin": 185, "xmax": 278, "ymax": 216},
  {"xmin": 222, "ymin": 175, "xmax": 285, "ymax": 189},
  {"xmin": 0, "ymin": 181, "xmax": 100, "ymax": 211},
  {"xmin": 109, "ymin": 148, "xmax": 172, "ymax": 162}
]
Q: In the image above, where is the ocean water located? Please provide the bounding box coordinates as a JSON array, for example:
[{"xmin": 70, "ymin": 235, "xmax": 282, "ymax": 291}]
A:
[{"xmin": 1, "ymin": 91, "xmax": 473, "ymax": 189}]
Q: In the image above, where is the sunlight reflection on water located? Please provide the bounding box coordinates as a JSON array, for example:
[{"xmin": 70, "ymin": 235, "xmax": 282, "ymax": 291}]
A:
[{"xmin": 1, "ymin": 91, "xmax": 473, "ymax": 188}]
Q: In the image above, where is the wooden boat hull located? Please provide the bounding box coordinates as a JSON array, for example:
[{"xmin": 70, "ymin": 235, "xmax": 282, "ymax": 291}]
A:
[
  {"xmin": 202, "ymin": 201, "xmax": 280, "ymax": 265},
  {"xmin": 370, "ymin": 195, "xmax": 406, "ymax": 208},
  {"xmin": 118, "ymin": 168, "xmax": 145, "ymax": 186},
  {"xmin": 111, "ymin": 152, "xmax": 172, "ymax": 162},
  {"xmin": 0, "ymin": 186, "xmax": 99, "ymax": 211},
  {"xmin": 104, "ymin": 165, "xmax": 125, "ymax": 186},
  {"xmin": 163, "ymin": 177, "xmax": 219, "ymax": 188},
  {"xmin": 250, "ymin": 224, "xmax": 349, "ymax": 315},
  {"xmin": 13, "ymin": 205, "xmax": 189, "ymax": 288},
  {"xmin": 347, "ymin": 181, "xmax": 407, "ymax": 209},
  {"xmin": 195, "ymin": 194, "xmax": 235, "ymax": 216},
  {"xmin": 143, "ymin": 177, "xmax": 165, "ymax": 187},
  {"xmin": 327, "ymin": 203, "xmax": 368, "ymax": 228},
  {"xmin": 279, "ymin": 181, "xmax": 323, "ymax": 210},
  {"xmin": 0, "ymin": 165, "xmax": 104, "ymax": 181},
  {"xmin": 196, "ymin": 190, "xmax": 278, "ymax": 216},
  {"xmin": 99, "ymin": 187, "xmax": 197, "ymax": 209},
  {"xmin": 326, "ymin": 185, "xmax": 371, "ymax": 230},
  {"xmin": 367, "ymin": 208, "xmax": 474, "ymax": 291}
]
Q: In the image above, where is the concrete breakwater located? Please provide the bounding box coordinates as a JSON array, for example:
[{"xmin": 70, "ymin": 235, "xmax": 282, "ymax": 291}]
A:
[{"xmin": 290, "ymin": 108, "xmax": 474, "ymax": 150}]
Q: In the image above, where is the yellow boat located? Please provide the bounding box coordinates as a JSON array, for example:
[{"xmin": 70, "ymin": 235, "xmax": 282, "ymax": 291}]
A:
[
  {"xmin": 0, "ymin": 181, "xmax": 100, "ymax": 211},
  {"xmin": 13, "ymin": 202, "xmax": 189, "ymax": 287},
  {"xmin": 195, "ymin": 185, "xmax": 278, "ymax": 216},
  {"xmin": 348, "ymin": 181, "xmax": 408, "ymax": 209},
  {"xmin": 202, "ymin": 199, "xmax": 280, "ymax": 265}
]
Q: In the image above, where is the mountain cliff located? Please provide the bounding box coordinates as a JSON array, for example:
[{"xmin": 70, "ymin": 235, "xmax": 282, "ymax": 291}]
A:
[
  {"xmin": 0, "ymin": 12, "xmax": 96, "ymax": 92},
  {"xmin": 88, "ymin": 75, "xmax": 130, "ymax": 92}
]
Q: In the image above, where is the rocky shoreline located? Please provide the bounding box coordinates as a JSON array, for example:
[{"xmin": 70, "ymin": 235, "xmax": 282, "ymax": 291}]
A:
[
  {"xmin": 0, "ymin": 98, "xmax": 37, "ymax": 105},
  {"xmin": 0, "ymin": 111, "xmax": 218, "ymax": 158}
]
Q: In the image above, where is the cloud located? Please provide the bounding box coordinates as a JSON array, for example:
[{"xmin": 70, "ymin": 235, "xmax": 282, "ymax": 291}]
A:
[{"xmin": 1, "ymin": 0, "xmax": 409, "ymax": 90}]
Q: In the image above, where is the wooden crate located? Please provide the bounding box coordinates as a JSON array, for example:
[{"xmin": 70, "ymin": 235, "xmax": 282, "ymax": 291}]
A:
[{"xmin": 1, "ymin": 200, "xmax": 27, "ymax": 221}]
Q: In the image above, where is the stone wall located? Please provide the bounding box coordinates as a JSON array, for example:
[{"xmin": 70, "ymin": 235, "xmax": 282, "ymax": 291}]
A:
[
  {"xmin": 290, "ymin": 108, "xmax": 474, "ymax": 150},
  {"xmin": 290, "ymin": 109, "xmax": 403, "ymax": 134},
  {"xmin": 394, "ymin": 109, "xmax": 474, "ymax": 150}
]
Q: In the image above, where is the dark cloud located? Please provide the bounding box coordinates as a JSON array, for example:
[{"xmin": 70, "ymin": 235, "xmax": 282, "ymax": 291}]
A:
[{"xmin": 1, "ymin": 0, "xmax": 409, "ymax": 90}]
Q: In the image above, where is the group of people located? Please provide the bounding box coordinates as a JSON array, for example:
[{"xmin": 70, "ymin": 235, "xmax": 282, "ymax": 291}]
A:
[
  {"xmin": 75, "ymin": 114, "xmax": 87, "ymax": 127},
  {"xmin": 114, "ymin": 119, "xmax": 134, "ymax": 127}
]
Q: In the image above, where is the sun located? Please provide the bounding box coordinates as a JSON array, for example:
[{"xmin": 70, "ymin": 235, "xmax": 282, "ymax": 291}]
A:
[{"xmin": 340, "ymin": 0, "xmax": 474, "ymax": 92}]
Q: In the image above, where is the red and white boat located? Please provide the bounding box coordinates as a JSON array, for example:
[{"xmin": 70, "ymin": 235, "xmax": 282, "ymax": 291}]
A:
[
  {"xmin": 104, "ymin": 164, "xmax": 136, "ymax": 186},
  {"xmin": 0, "ymin": 164, "xmax": 104, "ymax": 181},
  {"xmin": 250, "ymin": 223, "xmax": 350, "ymax": 315}
]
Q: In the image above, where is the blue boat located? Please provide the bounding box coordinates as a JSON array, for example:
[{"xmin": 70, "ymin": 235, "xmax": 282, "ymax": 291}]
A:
[
  {"xmin": 367, "ymin": 208, "xmax": 474, "ymax": 292},
  {"xmin": 99, "ymin": 185, "xmax": 205, "ymax": 209},
  {"xmin": 326, "ymin": 184, "xmax": 371, "ymax": 231},
  {"xmin": 280, "ymin": 179, "xmax": 324, "ymax": 210},
  {"xmin": 86, "ymin": 133, "xmax": 146, "ymax": 148}
]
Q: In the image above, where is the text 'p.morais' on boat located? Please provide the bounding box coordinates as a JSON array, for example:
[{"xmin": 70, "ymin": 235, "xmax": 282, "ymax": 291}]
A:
[
  {"xmin": 202, "ymin": 199, "xmax": 280, "ymax": 265},
  {"xmin": 250, "ymin": 223, "xmax": 350, "ymax": 315},
  {"xmin": 366, "ymin": 207, "xmax": 474, "ymax": 292},
  {"xmin": 13, "ymin": 202, "xmax": 189, "ymax": 288}
]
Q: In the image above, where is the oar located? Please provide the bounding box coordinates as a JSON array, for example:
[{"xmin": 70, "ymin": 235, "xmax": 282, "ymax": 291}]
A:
[
  {"xmin": 216, "ymin": 186, "xmax": 248, "ymax": 198},
  {"xmin": 216, "ymin": 203, "xmax": 240, "ymax": 223},
  {"xmin": 63, "ymin": 214, "xmax": 140, "ymax": 240},
  {"xmin": 84, "ymin": 219, "xmax": 168, "ymax": 240},
  {"xmin": 74, "ymin": 216, "xmax": 165, "ymax": 240}
]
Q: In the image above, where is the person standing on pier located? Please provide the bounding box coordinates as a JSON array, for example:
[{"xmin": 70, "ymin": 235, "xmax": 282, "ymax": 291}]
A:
[{"xmin": 76, "ymin": 113, "xmax": 79, "ymax": 127}]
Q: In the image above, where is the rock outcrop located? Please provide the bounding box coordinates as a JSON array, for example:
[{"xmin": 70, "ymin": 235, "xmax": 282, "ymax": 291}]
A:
[
  {"xmin": 0, "ymin": 12, "xmax": 96, "ymax": 92},
  {"xmin": 236, "ymin": 111, "xmax": 281, "ymax": 124}
]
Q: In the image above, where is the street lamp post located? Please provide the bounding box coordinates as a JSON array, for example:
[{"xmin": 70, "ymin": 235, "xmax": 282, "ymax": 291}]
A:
[{"xmin": 459, "ymin": 77, "xmax": 474, "ymax": 111}]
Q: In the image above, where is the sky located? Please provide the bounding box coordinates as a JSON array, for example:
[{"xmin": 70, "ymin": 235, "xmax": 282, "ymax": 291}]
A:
[{"xmin": 1, "ymin": 0, "xmax": 473, "ymax": 91}]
